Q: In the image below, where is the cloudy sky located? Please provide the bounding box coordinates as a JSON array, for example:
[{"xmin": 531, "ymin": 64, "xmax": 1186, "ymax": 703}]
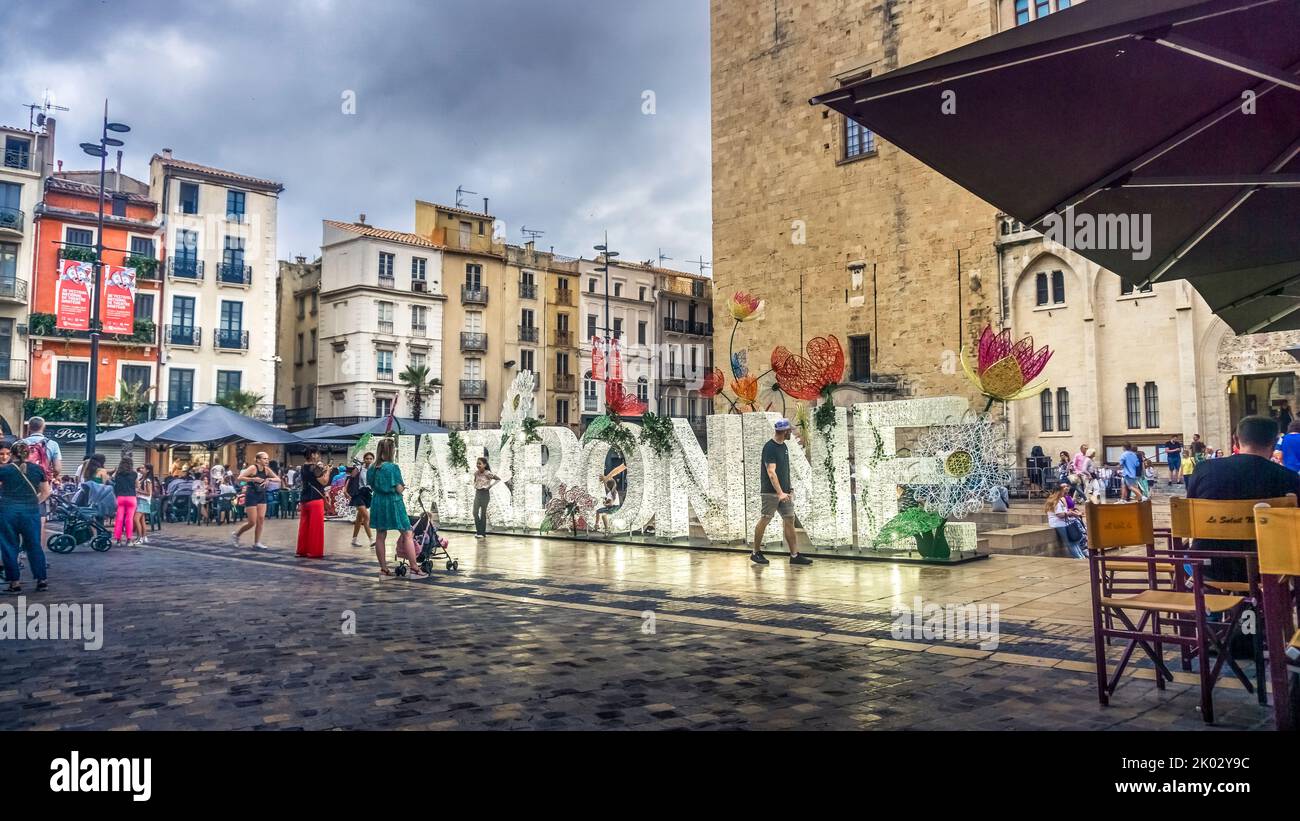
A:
[{"xmin": 1, "ymin": 0, "xmax": 711, "ymax": 272}]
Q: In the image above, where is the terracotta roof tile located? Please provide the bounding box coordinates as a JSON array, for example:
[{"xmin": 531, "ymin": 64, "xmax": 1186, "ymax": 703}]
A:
[
  {"xmin": 323, "ymin": 220, "xmax": 446, "ymax": 250},
  {"xmin": 151, "ymin": 154, "xmax": 284, "ymax": 192}
]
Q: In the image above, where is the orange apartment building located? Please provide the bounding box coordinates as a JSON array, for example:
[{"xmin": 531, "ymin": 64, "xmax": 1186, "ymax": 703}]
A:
[{"xmin": 29, "ymin": 170, "xmax": 162, "ymax": 412}]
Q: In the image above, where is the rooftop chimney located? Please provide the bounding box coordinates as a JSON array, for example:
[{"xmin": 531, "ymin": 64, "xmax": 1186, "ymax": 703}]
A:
[
  {"xmin": 115, "ymin": 150, "xmax": 123, "ymax": 191},
  {"xmin": 358, "ymin": 213, "xmax": 367, "ymax": 225},
  {"xmin": 483, "ymin": 197, "xmax": 489, "ymax": 214},
  {"xmin": 161, "ymin": 148, "xmax": 173, "ymax": 160}
]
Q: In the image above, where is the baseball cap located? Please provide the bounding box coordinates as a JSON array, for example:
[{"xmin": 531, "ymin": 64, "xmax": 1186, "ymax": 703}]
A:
[{"xmin": 774, "ymin": 419, "xmax": 792, "ymax": 432}]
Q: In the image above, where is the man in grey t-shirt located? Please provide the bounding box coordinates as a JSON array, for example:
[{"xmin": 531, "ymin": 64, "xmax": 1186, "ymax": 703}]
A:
[{"xmin": 751, "ymin": 419, "xmax": 811, "ymax": 566}]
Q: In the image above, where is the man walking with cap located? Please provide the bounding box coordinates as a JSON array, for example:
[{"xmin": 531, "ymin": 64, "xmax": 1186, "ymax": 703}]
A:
[{"xmin": 751, "ymin": 418, "xmax": 811, "ymax": 566}]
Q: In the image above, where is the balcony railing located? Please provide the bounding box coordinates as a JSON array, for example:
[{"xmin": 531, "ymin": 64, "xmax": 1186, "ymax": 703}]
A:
[
  {"xmin": 661, "ymin": 365, "xmax": 688, "ymax": 384},
  {"xmin": 411, "ymin": 324, "xmax": 427, "ymax": 338},
  {"xmin": 554, "ymin": 288, "xmax": 573, "ymax": 306},
  {"xmin": 460, "ymin": 331, "xmax": 487, "ymax": 352},
  {"xmin": 0, "ymin": 206, "xmax": 24, "ymax": 232},
  {"xmin": 461, "ymin": 284, "xmax": 488, "ymax": 305},
  {"xmin": 0, "ymin": 278, "xmax": 28, "ymax": 303},
  {"xmin": 518, "ymin": 325, "xmax": 538, "ymax": 343},
  {"xmin": 377, "ymin": 370, "xmax": 394, "ymax": 382},
  {"xmin": 166, "ymin": 324, "xmax": 202, "ymax": 347},
  {"xmin": 378, "ymin": 274, "xmax": 396, "ymax": 290},
  {"xmin": 553, "ymin": 373, "xmax": 575, "ymax": 392},
  {"xmin": 554, "ymin": 329, "xmax": 573, "ymax": 347},
  {"xmin": 519, "ymin": 281, "xmax": 537, "ymax": 299},
  {"xmin": 377, "ymin": 320, "xmax": 394, "ymax": 334},
  {"xmin": 459, "ymin": 379, "xmax": 487, "ymax": 399},
  {"xmin": 214, "ymin": 328, "xmax": 249, "ymax": 350},
  {"xmin": 217, "ymin": 262, "xmax": 252, "ymax": 285},
  {"xmin": 168, "ymin": 257, "xmax": 204, "ymax": 280},
  {"xmin": 3, "ymin": 148, "xmax": 31, "ymax": 171},
  {"xmin": 285, "ymin": 407, "xmax": 314, "ymax": 427},
  {"xmin": 583, "ymin": 395, "xmax": 599, "ymax": 413},
  {"xmin": 0, "ymin": 358, "xmax": 26, "ymax": 382},
  {"xmin": 662, "ymin": 317, "xmax": 712, "ymax": 336}
]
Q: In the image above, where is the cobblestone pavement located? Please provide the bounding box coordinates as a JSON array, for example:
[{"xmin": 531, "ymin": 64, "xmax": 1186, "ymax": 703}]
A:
[{"xmin": 0, "ymin": 519, "xmax": 1274, "ymax": 730}]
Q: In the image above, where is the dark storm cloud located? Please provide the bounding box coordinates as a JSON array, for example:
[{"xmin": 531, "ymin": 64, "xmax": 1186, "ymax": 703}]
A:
[{"xmin": 0, "ymin": 0, "xmax": 710, "ymax": 268}]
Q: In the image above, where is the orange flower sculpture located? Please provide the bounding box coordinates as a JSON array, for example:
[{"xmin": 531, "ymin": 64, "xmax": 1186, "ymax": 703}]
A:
[
  {"xmin": 727, "ymin": 291, "xmax": 765, "ymax": 322},
  {"xmin": 732, "ymin": 375, "xmax": 759, "ymax": 406},
  {"xmin": 961, "ymin": 325, "xmax": 1052, "ymax": 403},
  {"xmin": 770, "ymin": 335, "xmax": 845, "ymax": 400}
]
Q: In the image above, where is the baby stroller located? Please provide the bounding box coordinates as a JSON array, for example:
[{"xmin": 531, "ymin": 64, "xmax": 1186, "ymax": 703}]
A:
[
  {"xmin": 395, "ymin": 491, "xmax": 458, "ymax": 575},
  {"xmin": 46, "ymin": 490, "xmax": 114, "ymax": 553}
]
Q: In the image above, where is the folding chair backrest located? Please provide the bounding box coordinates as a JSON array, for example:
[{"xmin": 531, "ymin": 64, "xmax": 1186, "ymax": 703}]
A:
[
  {"xmin": 1085, "ymin": 499, "xmax": 1154, "ymax": 551},
  {"xmin": 1253, "ymin": 505, "xmax": 1300, "ymax": 576},
  {"xmin": 1169, "ymin": 495, "xmax": 1297, "ymax": 540}
]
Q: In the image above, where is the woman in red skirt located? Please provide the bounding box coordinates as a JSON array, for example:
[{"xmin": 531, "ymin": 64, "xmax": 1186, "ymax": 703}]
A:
[{"xmin": 296, "ymin": 447, "xmax": 328, "ymax": 558}]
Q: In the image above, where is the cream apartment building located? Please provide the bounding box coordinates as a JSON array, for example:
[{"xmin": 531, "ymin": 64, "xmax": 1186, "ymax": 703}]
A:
[
  {"xmin": 579, "ymin": 257, "xmax": 658, "ymax": 422},
  {"xmin": 275, "ymin": 256, "xmax": 320, "ymax": 426},
  {"xmin": 0, "ymin": 122, "xmax": 49, "ymax": 430},
  {"xmin": 317, "ymin": 219, "xmax": 445, "ymax": 422},
  {"xmin": 149, "ymin": 151, "xmax": 283, "ymax": 419},
  {"xmin": 656, "ymin": 269, "xmax": 714, "ymax": 427}
]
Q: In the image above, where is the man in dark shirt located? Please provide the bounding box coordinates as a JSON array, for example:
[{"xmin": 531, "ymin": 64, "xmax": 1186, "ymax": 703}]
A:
[
  {"xmin": 1187, "ymin": 415, "xmax": 1300, "ymax": 581},
  {"xmin": 751, "ymin": 419, "xmax": 811, "ymax": 566}
]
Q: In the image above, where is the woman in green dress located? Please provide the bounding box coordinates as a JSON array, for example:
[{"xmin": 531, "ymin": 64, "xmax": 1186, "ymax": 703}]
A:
[{"xmin": 368, "ymin": 437, "xmax": 424, "ymax": 578}]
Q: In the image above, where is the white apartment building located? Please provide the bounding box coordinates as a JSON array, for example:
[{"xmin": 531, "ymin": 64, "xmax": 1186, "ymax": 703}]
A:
[
  {"xmin": 0, "ymin": 123, "xmax": 48, "ymax": 431},
  {"xmin": 317, "ymin": 219, "xmax": 445, "ymax": 422},
  {"xmin": 578, "ymin": 258, "xmax": 658, "ymax": 422},
  {"xmin": 149, "ymin": 151, "xmax": 283, "ymax": 419}
]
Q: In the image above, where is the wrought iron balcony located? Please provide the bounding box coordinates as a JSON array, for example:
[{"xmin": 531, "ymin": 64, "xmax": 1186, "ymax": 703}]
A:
[
  {"xmin": 411, "ymin": 324, "xmax": 427, "ymax": 338},
  {"xmin": 217, "ymin": 262, "xmax": 252, "ymax": 285},
  {"xmin": 662, "ymin": 317, "xmax": 713, "ymax": 336},
  {"xmin": 519, "ymin": 281, "xmax": 537, "ymax": 299},
  {"xmin": 377, "ymin": 320, "xmax": 394, "ymax": 335},
  {"xmin": 460, "ymin": 331, "xmax": 487, "ymax": 352},
  {"xmin": 661, "ymin": 365, "xmax": 689, "ymax": 384},
  {"xmin": 166, "ymin": 324, "xmax": 201, "ymax": 347},
  {"xmin": 378, "ymin": 274, "xmax": 396, "ymax": 290},
  {"xmin": 3, "ymin": 148, "xmax": 30, "ymax": 170},
  {"xmin": 459, "ymin": 379, "xmax": 487, "ymax": 399},
  {"xmin": 554, "ymin": 329, "xmax": 573, "ymax": 347},
  {"xmin": 0, "ymin": 278, "xmax": 27, "ymax": 303},
  {"xmin": 0, "ymin": 206, "xmax": 23, "ymax": 233},
  {"xmin": 0, "ymin": 358, "xmax": 26, "ymax": 382},
  {"xmin": 461, "ymin": 284, "xmax": 488, "ymax": 305},
  {"xmin": 518, "ymin": 325, "xmax": 538, "ymax": 343},
  {"xmin": 377, "ymin": 369, "xmax": 395, "ymax": 382},
  {"xmin": 553, "ymin": 288, "xmax": 573, "ymax": 306},
  {"xmin": 164, "ymin": 400, "xmax": 194, "ymax": 418},
  {"xmin": 167, "ymin": 257, "xmax": 204, "ymax": 280},
  {"xmin": 285, "ymin": 407, "xmax": 314, "ymax": 427},
  {"xmin": 553, "ymin": 373, "xmax": 575, "ymax": 392},
  {"xmin": 214, "ymin": 328, "xmax": 250, "ymax": 350}
]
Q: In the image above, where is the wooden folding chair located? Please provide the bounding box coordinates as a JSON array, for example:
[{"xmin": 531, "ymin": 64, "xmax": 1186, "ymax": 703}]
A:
[
  {"xmin": 1085, "ymin": 502, "xmax": 1175, "ymax": 644},
  {"xmin": 1252, "ymin": 505, "xmax": 1300, "ymax": 731}
]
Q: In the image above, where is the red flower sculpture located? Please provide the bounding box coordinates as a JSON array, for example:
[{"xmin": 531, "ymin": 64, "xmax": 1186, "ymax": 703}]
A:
[
  {"xmin": 770, "ymin": 335, "xmax": 845, "ymax": 400},
  {"xmin": 605, "ymin": 379, "xmax": 647, "ymax": 416},
  {"xmin": 698, "ymin": 368, "xmax": 726, "ymax": 398}
]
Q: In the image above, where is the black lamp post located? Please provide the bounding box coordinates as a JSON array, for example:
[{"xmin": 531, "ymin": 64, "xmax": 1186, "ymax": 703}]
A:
[
  {"xmin": 78, "ymin": 100, "xmax": 130, "ymax": 458},
  {"xmin": 593, "ymin": 234, "xmax": 619, "ymax": 409}
]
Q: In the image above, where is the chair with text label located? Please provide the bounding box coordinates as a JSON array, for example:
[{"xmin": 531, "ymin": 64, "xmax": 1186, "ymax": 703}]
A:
[{"xmin": 1251, "ymin": 505, "xmax": 1300, "ymax": 731}]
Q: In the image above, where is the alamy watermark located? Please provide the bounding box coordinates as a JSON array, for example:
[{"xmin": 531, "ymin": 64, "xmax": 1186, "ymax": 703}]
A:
[
  {"xmin": 891, "ymin": 596, "xmax": 1000, "ymax": 651},
  {"xmin": 0, "ymin": 597, "xmax": 103, "ymax": 651},
  {"xmin": 1042, "ymin": 205, "xmax": 1152, "ymax": 261}
]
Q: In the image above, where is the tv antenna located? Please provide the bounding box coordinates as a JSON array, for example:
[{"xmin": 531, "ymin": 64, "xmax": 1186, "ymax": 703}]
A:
[
  {"xmin": 521, "ymin": 226, "xmax": 545, "ymax": 243},
  {"xmin": 686, "ymin": 255, "xmax": 712, "ymax": 276},
  {"xmin": 25, "ymin": 90, "xmax": 69, "ymax": 131},
  {"xmin": 657, "ymin": 248, "xmax": 673, "ymax": 267},
  {"xmin": 454, "ymin": 185, "xmax": 478, "ymax": 208}
]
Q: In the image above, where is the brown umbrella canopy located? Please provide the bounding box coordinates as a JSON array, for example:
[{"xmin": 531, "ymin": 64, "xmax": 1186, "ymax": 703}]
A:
[{"xmin": 812, "ymin": 0, "xmax": 1300, "ymax": 333}]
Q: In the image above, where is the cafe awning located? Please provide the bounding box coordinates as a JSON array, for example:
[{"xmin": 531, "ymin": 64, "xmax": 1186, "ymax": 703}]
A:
[
  {"xmin": 99, "ymin": 404, "xmax": 302, "ymax": 446},
  {"xmin": 811, "ymin": 0, "xmax": 1300, "ymax": 333}
]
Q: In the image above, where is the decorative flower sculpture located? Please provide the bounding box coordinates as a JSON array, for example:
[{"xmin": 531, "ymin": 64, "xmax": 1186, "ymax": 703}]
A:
[
  {"xmin": 604, "ymin": 378, "xmax": 646, "ymax": 417},
  {"xmin": 770, "ymin": 335, "xmax": 845, "ymax": 400},
  {"xmin": 540, "ymin": 482, "xmax": 597, "ymax": 537},
  {"xmin": 961, "ymin": 325, "xmax": 1052, "ymax": 405},
  {"xmin": 731, "ymin": 374, "xmax": 759, "ymax": 406},
  {"xmin": 910, "ymin": 420, "xmax": 1010, "ymax": 521},
  {"xmin": 698, "ymin": 368, "xmax": 726, "ymax": 398},
  {"xmin": 727, "ymin": 291, "xmax": 765, "ymax": 322}
]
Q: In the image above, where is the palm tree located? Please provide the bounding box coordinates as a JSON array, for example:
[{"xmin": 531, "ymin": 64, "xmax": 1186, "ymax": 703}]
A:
[
  {"xmin": 116, "ymin": 378, "xmax": 151, "ymax": 424},
  {"xmin": 398, "ymin": 365, "xmax": 440, "ymax": 422},
  {"xmin": 215, "ymin": 389, "xmax": 265, "ymax": 416}
]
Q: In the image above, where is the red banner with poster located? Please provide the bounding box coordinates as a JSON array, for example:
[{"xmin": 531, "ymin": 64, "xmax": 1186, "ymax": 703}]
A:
[
  {"xmin": 591, "ymin": 336, "xmax": 605, "ymax": 381},
  {"xmin": 101, "ymin": 264, "xmax": 136, "ymax": 335},
  {"xmin": 55, "ymin": 259, "xmax": 94, "ymax": 331},
  {"xmin": 609, "ymin": 337, "xmax": 624, "ymax": 382}
]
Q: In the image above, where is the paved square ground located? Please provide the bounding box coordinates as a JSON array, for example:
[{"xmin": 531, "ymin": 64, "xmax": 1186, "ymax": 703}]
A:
[{"xmin": 0, "ymin": 516, "xmax": 1274, "ymax": 730}]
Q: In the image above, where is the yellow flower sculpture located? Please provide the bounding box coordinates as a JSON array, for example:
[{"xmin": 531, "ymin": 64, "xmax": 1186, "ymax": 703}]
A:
[
  {"xmin": 727, "ymin": 291, "xmax": 765, "ymax": 322},
  {"xmin": 960, "ymin": 325, "xmax": 1052, "ymax": 403}
]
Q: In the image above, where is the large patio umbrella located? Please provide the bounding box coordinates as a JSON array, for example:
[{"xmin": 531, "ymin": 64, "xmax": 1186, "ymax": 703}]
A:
[
  {"xmin": 99, "ymin": 403, "xmax": 302, "ymax": 446},
  {"xmin": 325, "ymin": 417, "xmax": 447, "ymax": 437},
  {"xmin": 811, "ymin": 0, "xmax": 1300, "ymax": 333},
  {"xmin": 293, "ymin": 422, "xmax": 345, "ymax": 440}
]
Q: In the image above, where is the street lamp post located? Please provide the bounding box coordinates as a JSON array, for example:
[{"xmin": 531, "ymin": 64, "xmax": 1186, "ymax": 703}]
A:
[
  {"xmin": 593, "ymin": 234, "xmax": 619, "ymax": 412},
  {"xmin": 78, "ymin": 101, "xmax": 130, "ymax": 458}
]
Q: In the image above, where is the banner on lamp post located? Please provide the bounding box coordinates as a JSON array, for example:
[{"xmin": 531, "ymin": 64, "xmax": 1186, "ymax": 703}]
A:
[
  {"xmin": 610, "ymin": 336, "xmax": 624, "ymax": 382},
  {"xmin": 55, "ymin": 258, "xmax": 94, "ymax": 331},
  {"xmin": 591, "ymin": 336, "xmax": 605, "ymax": 381},
  {"xmin": 101, "ymin": 265, "xmax": 136, "ymax": 335}
]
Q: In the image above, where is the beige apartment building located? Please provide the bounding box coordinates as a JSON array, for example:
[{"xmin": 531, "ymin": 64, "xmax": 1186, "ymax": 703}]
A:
[
  {"xmin": 504, "ymin": 242, "xmax": 582, "ymax": 429},
  {"xmin": 149, "ymin": 151, "xmax": 283, "ymax": 419},
  {"xmin": 316, "ymin": 218, "xmax": 446, "ymax": 423},
  {"xmin": 0, "ymin": 122, "xmax": 50, "ymax": 431},
  {"xmin": 275, "ymin": 256, "xmax": 320, "ymax": 427},
  {"xmin": 414, "ymin": 200, "xmax": 507, "ymax": 429}
]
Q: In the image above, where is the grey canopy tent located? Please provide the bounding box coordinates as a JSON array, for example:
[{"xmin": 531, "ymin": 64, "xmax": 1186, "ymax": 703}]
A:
[
  {"xmin": 323, "ymin": 417, "xmax": 448, "ymax": 438},
  {"xmin": 811, "ymin": 0, "xmax": 1300, "ymax": 333},
  {"xmin": 99, "ymin": 403, "xmax": 302, "ymax": 446}
]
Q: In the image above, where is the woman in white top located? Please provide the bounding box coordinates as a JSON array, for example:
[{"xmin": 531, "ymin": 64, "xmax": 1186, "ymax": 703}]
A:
[
  {"xmin": 1044, "ymin": 486, "xmax": 1085, "ymax": 559},
  {"xmin": 595, "ymin": 478, "xmax": 621, "ymax": 533}
]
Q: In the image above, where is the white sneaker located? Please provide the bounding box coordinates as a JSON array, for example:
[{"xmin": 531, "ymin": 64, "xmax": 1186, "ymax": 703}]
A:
[
  {"xmin": 350, "ymin": 539, "xmax": 361, "ymax": 547},
  {"xmin": 253, "ymin": 542, "xmax": 269, "ymax": 550},
  {"xmin": 230, "ymin": 532, "xmax": 240, "ymax": 546}
]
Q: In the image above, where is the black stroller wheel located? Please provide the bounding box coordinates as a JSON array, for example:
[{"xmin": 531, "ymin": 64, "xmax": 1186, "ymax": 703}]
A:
[
  {"xmin": 48, "ymin": 534, "xmax": 76, "ymax": 554},
  {"xmin": 447, "ymin": 560, "xmax": 457, "ymax": 571},
  {"xmin": 91, "ymin": 534, "xmax": 113, "ymax": 552},
  {"xmin": 394, "ymin": 563, "xmax": 407, "ymax": 577},
  {"xmin": 420, "ymin": 560, "xmax": 433, "ymax": 575}
]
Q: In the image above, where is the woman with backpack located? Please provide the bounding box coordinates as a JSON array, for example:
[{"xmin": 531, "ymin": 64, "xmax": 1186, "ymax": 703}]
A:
[{"xmin": 0, "ymin": 440, "xmax": 52, "ymax": 593}]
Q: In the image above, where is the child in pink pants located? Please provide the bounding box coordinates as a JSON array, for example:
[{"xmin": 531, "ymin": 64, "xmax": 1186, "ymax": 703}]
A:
[{"xmin": 112, "ymin": 457, "xmax": 139, "ymax": 545}]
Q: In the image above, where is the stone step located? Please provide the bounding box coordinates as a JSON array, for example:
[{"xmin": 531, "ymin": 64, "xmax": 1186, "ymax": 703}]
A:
[
  {"xmin": 960, "ymin": 510, "xmax": 1049, "ymax": 528},
  {"xmin": 981, "ymin": 524, "xmax": 1063, "ymax": 556}
]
